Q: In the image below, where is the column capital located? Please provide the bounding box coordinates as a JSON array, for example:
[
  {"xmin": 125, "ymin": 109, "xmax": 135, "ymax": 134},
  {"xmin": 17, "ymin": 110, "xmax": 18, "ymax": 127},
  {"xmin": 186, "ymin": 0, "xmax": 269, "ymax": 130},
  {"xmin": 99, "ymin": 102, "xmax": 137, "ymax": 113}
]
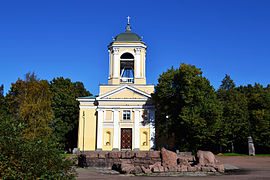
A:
[
  {"xmin": 133, "ymin": 109, "xmax": 141, "ymax": 112},
  {"xmin": 135, "ymin": 48, "xmax": 141, "ymax": 55},
  {"xmin": 112, "ymin": 109, "xmax": 120, "ymax": 112},
  {"xmin": 113, "ymin": 47, "xmax": 119, "ymax": 55},
  {"xmin": 96, "ymin": 109, "xmax": 104, "ymax": 112}
]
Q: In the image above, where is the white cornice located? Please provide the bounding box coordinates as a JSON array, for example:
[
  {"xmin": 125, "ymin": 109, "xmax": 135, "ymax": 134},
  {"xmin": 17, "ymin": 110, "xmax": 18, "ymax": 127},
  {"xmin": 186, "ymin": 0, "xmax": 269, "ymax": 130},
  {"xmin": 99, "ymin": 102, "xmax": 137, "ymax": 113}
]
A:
[{"xmin": 97, "ymin": 85, "xmax": 151, "ymax": 100}]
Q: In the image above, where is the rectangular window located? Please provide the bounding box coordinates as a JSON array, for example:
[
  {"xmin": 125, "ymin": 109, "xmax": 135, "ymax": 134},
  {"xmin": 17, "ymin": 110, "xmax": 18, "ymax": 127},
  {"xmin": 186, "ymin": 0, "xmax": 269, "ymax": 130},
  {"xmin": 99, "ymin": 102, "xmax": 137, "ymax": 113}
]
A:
[{"xmin": 123, "ymin": 110, "xmax": 131, "ymax": 120}]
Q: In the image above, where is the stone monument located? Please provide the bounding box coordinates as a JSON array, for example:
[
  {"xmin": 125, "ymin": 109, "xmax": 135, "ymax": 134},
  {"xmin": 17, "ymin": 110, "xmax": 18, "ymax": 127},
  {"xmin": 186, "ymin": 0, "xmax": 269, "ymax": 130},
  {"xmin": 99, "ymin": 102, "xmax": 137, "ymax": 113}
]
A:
[{"xmin": 247, "ymin": 136, "xmax": 255, "ymax": 156}]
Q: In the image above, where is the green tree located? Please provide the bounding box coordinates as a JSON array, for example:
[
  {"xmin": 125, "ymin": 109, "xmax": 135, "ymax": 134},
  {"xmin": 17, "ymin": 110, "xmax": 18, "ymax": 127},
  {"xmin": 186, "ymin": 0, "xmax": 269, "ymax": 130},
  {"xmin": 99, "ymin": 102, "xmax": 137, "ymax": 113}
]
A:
[
  {"xmin": 241, "ymin": 84, "xmax": 270, "ymax": 153},
  {"xmin": 50, "ymin": 77, "xmax": 92, "ymax": 151},
  {"xmin": 5, "ymin": 73, "xmax": 53, "ymax": 138},
  {"xmin": 153, "ymin": 63, "xmax": 222, "ymax": 152},
  {"xmin": 217, "ymin": 75, "xmax": 249, "ymax": 153},
  {"xmin": 0, "ymin": 116, "xmax": 76, "ymax": 179}
]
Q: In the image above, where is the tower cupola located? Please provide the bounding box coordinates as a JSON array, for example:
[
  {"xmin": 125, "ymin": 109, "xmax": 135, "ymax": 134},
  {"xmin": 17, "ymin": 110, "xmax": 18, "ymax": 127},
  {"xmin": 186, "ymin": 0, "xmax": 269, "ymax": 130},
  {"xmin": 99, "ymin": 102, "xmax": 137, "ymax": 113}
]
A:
[{"xmin": 108, "ymin": 17, "xmax": 147, "ymax": 85}]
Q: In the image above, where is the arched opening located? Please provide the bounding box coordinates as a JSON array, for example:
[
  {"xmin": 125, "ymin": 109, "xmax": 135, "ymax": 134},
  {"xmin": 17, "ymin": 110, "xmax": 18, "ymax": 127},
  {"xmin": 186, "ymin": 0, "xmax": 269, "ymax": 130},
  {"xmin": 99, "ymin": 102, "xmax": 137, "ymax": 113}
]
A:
[
  {"xmin": 120, "ymin": 53, "xmax": 134, "ymax": 83},
  {"xmin": 142, "ymin": 131, "xmax": 148, "ymax": 146},
  {"xmin": 105, "ymin": 131, "xmax": 111, "ymax": 146}
]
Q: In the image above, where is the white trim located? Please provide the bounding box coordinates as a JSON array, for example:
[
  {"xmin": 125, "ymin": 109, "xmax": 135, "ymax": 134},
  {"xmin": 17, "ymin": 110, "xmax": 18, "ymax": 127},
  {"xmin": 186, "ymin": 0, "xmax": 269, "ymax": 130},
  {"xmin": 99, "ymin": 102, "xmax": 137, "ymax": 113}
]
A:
[
  {"xmin": 134, "ymin": 110, "xmax": 140, "ymax": 149},
  {"xmin": 98, "ymin": 99, "xmax": 148, "ymax": 102},
  {"xmin": 97, "ymin": 110, "xmax": 104, "ymax": 150},
  {"xmin": 79, "ymin": 101, "xmax": 96, "ymax": 105},
  {"xmin": 99, "ymin": 85, "xmax": 154, "ymax": 88},
  {"xmin": 79, "ymin": 106, "xmax": 97, "ymax": 109},
  {"xmin": 97, "ymin": 85, "xmax": 151, "ymax": 100},
  {"xmin": 77, "ymin": 98, "xmax": 96, "ymax": 102},
  {"xmin": 97, "ymin": 105, "xmax": 155, "ymax": 109},
  {"xmin": 109, "ymin": 44, "xmax": 147, "ymax": 49},
  {"xmin": 113, "ymin": 110, "xmax": 120, "ymax": 150},
  {"xmin": 103, "ymin": 121, "xmax": 114, "ymax": 125},
  {"xmin": 119, "ymin": 122, "xmax": 134, "ymax": 126}
]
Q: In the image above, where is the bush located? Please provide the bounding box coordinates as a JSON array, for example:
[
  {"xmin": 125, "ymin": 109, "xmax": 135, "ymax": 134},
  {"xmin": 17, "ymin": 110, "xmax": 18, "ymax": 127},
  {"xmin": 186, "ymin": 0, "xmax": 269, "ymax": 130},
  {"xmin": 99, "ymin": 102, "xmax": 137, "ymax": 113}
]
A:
[{"xmin": 0, "ymin": 117, "xmax": 76, "ymax": 179}]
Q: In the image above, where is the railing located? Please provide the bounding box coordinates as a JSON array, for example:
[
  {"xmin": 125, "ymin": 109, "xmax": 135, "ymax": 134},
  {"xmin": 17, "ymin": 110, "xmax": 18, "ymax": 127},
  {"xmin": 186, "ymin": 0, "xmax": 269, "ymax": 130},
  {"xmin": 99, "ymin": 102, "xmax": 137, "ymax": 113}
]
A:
[{"xmin": 120, "ymin": 77, "xmax": 134, "ymax": 83}]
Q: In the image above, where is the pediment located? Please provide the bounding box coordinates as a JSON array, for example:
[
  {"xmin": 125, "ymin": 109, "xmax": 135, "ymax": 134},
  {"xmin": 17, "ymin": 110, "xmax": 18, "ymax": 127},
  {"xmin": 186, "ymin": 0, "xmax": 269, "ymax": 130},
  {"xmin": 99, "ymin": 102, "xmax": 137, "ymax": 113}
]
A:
[{"xmin": 97, "ymin": 85, "xmax": 151, "ymax": 100}]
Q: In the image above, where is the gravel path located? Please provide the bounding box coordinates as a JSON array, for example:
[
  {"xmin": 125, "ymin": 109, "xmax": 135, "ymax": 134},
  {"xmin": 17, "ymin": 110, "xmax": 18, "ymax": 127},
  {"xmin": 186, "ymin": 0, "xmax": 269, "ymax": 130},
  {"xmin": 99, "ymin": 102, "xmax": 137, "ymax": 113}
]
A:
[{"xmin": 77, "ymin": 156, "xmax": 270, "ymax": 180}]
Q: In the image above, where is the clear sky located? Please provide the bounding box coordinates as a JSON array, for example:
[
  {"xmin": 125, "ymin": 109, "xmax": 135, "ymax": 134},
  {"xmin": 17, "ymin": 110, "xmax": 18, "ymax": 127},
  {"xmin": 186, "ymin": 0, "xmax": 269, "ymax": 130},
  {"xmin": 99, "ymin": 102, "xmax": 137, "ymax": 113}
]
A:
[{"xmin": 0, "ymin": 0, "xmax": 270, "ymax": 95}]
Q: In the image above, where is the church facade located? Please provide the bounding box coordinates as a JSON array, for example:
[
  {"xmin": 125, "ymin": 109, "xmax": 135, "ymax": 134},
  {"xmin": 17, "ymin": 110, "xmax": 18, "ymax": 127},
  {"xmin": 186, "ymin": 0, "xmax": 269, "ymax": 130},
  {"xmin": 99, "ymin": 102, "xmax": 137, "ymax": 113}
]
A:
[{"xmin": 77, "ymin": 21, "xmax": 155, "ymax": 151}]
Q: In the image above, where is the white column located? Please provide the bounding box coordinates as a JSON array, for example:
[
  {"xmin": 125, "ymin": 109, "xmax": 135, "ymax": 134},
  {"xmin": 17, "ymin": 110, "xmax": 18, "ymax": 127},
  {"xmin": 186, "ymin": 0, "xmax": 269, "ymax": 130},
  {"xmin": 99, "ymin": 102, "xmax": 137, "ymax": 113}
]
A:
[
  {"xmin": 108, "ymin": 50, "xmax": 112, "ymax": 78},
  {"xmin": 149, "ymin": 109, "xmax": 156, "ymax": 149},
  {"xmin": 96, "ymin": 109, "xmax": 104, "ymax": 151},
  {"xmin": 135, "ymin": 48, "xmax": 141, "ymax": 78},
  {"xmin": 113, "ymin": 47, "xmax": 119, "ymax": 78},
  {"xmin": 112, "ymin": 109, "xmax": 120, "ymax": 151},
  {"xmin": 133, "ymin": 109, "xmax": 140, "ymax": 150}
]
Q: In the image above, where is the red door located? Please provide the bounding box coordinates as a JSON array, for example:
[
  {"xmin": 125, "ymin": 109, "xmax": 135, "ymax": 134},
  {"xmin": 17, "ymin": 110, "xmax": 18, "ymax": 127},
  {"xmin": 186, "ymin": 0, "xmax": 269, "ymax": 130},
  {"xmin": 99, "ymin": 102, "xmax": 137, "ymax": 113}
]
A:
[{"xmin": 121, "ymin": 128, "xmax": 132, "ymax": 149}]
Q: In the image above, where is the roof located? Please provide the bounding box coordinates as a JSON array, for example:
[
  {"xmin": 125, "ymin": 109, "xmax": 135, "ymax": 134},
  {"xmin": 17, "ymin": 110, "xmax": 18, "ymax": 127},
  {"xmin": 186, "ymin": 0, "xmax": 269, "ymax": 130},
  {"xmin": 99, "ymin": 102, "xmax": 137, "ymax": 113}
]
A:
[
  {"xmin": 114, "ymin": 24, "xmax": 142, "ymax": 42},
  {"xmin": 114, "ymin": 32, "xmax": 141, "ymax": 42},
  {"xmin": 78, "ymin": 95, "xmax": 98, "ymax": 99}
]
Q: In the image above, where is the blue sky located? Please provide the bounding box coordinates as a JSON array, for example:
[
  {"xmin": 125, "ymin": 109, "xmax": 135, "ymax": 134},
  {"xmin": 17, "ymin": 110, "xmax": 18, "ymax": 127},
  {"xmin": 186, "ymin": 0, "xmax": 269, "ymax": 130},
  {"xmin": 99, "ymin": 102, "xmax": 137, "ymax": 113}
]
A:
[{"xmin": 0, "ymin": 0, "xmax": 270, "ymax": 95}]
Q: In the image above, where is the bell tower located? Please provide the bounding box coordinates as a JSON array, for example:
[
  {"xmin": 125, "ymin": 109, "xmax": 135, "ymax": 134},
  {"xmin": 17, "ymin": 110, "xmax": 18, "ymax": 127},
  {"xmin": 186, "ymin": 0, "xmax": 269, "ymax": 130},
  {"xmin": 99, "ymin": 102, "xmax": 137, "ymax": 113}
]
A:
[{"xmin": 108, "ymin": 17, "xmax": 147, "ymax": 85}]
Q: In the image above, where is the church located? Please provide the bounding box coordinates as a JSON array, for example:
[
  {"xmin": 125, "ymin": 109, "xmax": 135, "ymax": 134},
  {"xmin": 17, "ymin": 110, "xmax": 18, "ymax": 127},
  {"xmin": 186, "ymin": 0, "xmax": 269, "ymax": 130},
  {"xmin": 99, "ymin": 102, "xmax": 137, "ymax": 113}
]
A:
[{"xmin": 77, "ymin": 18, "xmax": 155, "ymax": 151}]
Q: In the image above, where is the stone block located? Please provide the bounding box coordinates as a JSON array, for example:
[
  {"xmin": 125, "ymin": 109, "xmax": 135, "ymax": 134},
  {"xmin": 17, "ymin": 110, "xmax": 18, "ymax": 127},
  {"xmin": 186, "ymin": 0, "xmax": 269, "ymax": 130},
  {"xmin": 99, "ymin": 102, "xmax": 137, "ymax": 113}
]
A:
[
  {"xmin": 187, "ymin": 166, "xmax": 197, "ymax": 172},
  {"xmin": 86, "ymin": 153, "xmax": 98, "ymax": 158},
  {"xmin": 195, "ymin": 150, "xmax": 217, "ymax": 166},
  {"xmin": 148, "ymin": 151, "xmax": 161, "ymax": 158},
  {"xmin": 135, "ymin": 151, "xmax": 148, "ymax": 158},
  {"xmin": 108, "ymin": 152, "xmax": 121, "ymax": 158},
  {"xmin": 177, "ymin": 165, "xmax": 187, "ymax": 172},
  {"xmin": 161, "ymin": 148, "xmax": 178, "ymax": 167},
  {"xmin": 201, "ymin": 167, "xmax": 214, "ymax": 172},
  {"xmin": 120, "ymin": 163, "xmax": 135, "ymax": 174},
  {"xmin": 141, "ymin": 166, "xmax": 151, "ymax": 174},
  {"xmin": 132, "ymin": 166, "xmax": 142, "ymax": 174},
  {"xmin": 98, "ymin": 153, "xmax": 106, "ymax": 159},
  {"xmin": 215, "ymin": 164, "xmax": 225, "ymax": 172}
]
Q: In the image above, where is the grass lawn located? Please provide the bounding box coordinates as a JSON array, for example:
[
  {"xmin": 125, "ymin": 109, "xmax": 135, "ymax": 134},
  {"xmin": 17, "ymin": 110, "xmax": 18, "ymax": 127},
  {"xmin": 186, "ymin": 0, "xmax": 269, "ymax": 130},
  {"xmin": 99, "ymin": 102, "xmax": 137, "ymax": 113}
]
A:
[
  {"xmin": 61, "ymin": 153, "xmax": 73, "ymax": 158},
  {"xmin": 217, "ymin": 153, "xmax": 270, "ymax": 157}
]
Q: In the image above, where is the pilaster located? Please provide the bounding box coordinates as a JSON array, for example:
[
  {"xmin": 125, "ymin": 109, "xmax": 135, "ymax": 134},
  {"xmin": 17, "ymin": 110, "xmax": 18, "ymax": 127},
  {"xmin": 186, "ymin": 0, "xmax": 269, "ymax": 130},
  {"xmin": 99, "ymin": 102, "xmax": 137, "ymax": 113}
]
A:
[
  {"xmin": 112, "ymin": 109, "xmax": 120, "ymax": 151},
  {"xmin": 135, "ymin": 48, "xmax": 141, "ymax": 78},
  {"xmin": 133, "ymin": 109, "xmax": 141, "ymax": 150},
  {"xmin": 96, "ymin": 109, "xmax": 104, "ymax": 150}
]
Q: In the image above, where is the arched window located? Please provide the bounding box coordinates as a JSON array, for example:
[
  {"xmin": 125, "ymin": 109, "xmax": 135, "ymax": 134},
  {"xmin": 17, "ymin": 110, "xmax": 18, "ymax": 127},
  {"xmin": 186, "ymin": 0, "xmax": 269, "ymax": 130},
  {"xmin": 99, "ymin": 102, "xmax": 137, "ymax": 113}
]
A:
[
  {"xmin": 120, "ymin": 53, "xmax": 134, "ymax": 59},
  {"xmin": 120, "ymin": 53, "xmax": 134, "ymax": 83},
  {"xmin": 105, "ymin": 131, "xmax": 111, "ymax": 146},
  {"xmin": 142, "ymin": 131, "xmax": 148, "ymax": 146}
]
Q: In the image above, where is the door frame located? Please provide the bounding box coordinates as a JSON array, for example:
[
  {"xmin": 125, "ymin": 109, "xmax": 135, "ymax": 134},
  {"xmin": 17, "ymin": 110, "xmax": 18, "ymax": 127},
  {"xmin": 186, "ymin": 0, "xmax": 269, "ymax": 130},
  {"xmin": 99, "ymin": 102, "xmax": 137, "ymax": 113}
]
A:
[{"xmin": 120, "ymin": 128, "xmax": 133, "ymax": 150}]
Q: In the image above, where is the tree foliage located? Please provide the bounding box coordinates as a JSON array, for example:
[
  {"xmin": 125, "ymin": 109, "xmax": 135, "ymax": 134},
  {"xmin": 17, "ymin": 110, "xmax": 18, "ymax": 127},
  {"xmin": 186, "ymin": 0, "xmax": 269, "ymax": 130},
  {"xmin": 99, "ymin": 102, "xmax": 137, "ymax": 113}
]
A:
[
  {"xmin": 50, "ymin": 77, "xmax": 92, "ymax": 151},
  {"xmin": 217, "ymin": 75, "xmax": 250, "ymax": 153},
  {"xmin": 0, "ymin": 73, "xmax": 77, "ymax": 179},
  {"xmin": 0, "ymin": 116, "xmax": 76, "ymax": 179},
  {"xmin": 153, "ymin": 63, "xmax": 222, "ymax": 152}
]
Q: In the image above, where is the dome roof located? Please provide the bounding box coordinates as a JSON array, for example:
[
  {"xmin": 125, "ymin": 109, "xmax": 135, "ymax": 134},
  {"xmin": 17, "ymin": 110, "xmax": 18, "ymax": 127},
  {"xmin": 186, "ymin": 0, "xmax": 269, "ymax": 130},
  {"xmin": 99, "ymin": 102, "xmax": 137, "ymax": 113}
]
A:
[
  {"xmin": 114, "ymin": 23, "xmax": 142, "ymax": 42},
  {"xmin": 115, "ymin": 32, "xmax": 141, "ymax": 42}
]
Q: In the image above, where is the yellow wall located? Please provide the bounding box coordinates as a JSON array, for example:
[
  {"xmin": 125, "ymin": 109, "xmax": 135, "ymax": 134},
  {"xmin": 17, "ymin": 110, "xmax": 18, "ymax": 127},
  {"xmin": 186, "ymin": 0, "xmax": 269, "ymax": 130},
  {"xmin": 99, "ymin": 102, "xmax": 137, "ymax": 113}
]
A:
[
  {"xmin": 99, "ymin": 86, "xmax": 119, "ymax": 96},
  {"xmin": 77, "ymin": 108, "xmax": 97, "ymax": 151},
  {"xmin": 107, "ymin": 89, "xmax": 146, "ymax": 99},
  {"xmin": 102, "ymin": 128, "xmax": 113, "ymax": 151},
  {"xmin": 99, "ymin": 85, "xmax": 154, "ymax": 98}
]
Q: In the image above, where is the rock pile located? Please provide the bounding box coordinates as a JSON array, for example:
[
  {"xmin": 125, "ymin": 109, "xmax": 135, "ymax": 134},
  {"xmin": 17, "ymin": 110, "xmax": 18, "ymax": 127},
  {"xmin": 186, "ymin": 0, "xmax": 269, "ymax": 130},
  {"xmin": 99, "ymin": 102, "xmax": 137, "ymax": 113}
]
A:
[{"xmin": 112, "ymin": 148, "xmax": 224, "ymax": 174}]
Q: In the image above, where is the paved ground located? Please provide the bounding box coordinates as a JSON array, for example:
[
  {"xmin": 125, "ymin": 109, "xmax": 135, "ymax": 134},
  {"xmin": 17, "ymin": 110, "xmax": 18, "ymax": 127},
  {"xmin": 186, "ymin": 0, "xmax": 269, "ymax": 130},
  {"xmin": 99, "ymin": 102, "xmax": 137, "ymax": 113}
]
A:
[{"xmin": 77, "ymin": 156, "xmax": 270, "ymax": 180}]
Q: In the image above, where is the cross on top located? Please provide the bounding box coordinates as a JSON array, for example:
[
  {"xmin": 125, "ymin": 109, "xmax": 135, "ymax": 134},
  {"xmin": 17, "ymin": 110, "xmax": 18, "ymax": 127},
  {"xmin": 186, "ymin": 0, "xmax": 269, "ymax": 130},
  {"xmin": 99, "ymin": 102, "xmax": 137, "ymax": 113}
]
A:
[{"xmin": 127, "ymin": 16, "xmax": 130, "ymax": 25}]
